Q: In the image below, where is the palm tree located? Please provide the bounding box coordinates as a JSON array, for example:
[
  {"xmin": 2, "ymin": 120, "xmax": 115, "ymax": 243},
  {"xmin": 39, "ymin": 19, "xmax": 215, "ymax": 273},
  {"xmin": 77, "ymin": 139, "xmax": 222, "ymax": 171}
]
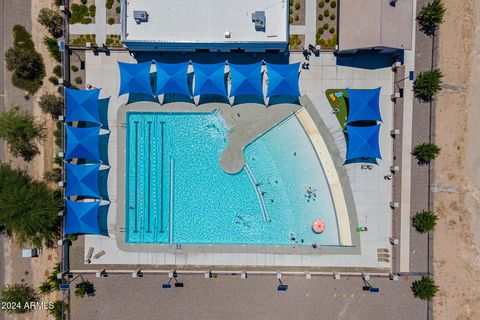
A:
[
  {"xmin": 411, "ymin": 210, "xmax": 438, "ymax": 233},
  {"xmin": 74, "ymin": 280, "xmax": 96, "ymax": 298},
  {"xmin": 417, "ymin": 0, "xmax": 446, "ymax": 36},
  {"xmin": 412, "ymin": 277, "xmax": 438, "ymax": 301}
]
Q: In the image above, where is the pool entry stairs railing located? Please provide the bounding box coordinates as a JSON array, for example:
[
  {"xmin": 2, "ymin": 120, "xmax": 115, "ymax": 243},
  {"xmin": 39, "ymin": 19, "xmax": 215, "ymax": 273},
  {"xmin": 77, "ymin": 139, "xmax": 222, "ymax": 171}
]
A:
[{"xmin": 244, "ymin": 163, "xmax": 270, "ymax": 222}]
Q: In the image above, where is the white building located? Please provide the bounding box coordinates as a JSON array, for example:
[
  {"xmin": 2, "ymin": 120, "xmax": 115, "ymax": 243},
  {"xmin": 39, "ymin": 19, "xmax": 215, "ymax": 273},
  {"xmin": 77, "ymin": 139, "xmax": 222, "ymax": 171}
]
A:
[{"xmin": 120, "ymin": 0, "xmax": 289, "ymax": 52}]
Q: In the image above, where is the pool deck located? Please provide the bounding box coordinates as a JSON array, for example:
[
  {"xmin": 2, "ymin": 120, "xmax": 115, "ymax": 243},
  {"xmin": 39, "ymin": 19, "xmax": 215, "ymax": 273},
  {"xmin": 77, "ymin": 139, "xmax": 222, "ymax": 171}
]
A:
[{"xmin": 73, "ymin": 50, "xmax": 395, "ymax": 271}]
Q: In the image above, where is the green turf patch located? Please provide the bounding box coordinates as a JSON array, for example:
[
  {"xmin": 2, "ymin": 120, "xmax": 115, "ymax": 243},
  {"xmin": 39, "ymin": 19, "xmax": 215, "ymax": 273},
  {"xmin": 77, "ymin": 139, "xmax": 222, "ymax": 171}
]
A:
[{"xmin": 325, "ymin": 89, "xmax": 348, "ymax": 129}]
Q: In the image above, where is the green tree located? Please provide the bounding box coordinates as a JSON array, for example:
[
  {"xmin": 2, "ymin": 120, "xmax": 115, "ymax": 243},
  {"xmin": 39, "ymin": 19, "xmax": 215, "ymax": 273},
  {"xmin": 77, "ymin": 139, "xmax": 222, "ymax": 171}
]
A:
[
  {"xmin": 47, "ymin": 263, "xmax": 63, "ymax": 291},
  {"xmin": 0, "ymin": 283, "xmax": 39, "ymax": 314},
  {"xmin": 39, "ymin": 93, "xmax": 63, "ymax": 118},
  {"xmin": 412, "ymin": 210, "xmax": 438, "ymax": 233},
  {"xmin": 37, "ymin": 8, "xmax": 63, "ymax": 38},
  {"xmin": 74, "ymin": 280, "xmax": 95, "ymax": 298},
  {"xmin": 412, "ymin": 277, "xmax": 438, "ymax": 301},
  {"xmin": 0, "ymin": 106, "xmax": 45, "ymax": 161},
  {"xmin": 411, "ymin": 143, "xmax": 441, "ymax": 164},
  {"xmin": 417, "ymin": 0, "xmax": 446, "ymax": 36},
  {"xmin": 414, "ymin": 69, "xmax": 443, "ymax": 101},
  {"xmin": 5, "ymin": 25, "xmax": 45, "ymax": 94},
  {"xmin": 0, "ymin": 163, "xmax": 62, "ymax": 247}
]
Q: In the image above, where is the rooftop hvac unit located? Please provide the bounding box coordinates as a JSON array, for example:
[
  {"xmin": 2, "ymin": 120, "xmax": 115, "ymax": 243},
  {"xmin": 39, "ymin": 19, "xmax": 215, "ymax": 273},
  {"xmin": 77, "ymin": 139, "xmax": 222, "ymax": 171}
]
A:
[
  {"xmin": 133, "ymin": 11, "xmax": 149, "ymax": 24},
  {"xmin": 251, "ymin": 11, "xmax": 266, "ymax": 31}
]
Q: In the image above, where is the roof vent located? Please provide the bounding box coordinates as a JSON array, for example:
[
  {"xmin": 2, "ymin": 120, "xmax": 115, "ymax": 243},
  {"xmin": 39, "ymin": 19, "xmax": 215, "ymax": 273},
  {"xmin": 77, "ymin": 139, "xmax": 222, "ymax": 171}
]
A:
[
  {"xmin": 251, "ymin": 11, "xmax": 266, "ymax": 31},
  {"xmin": 133, "ymin": 11, "xmax": 149, "ymax": 24},
  {"xmin": 225, "ymin": 31, "xmax": 231, "ymax": 38}
]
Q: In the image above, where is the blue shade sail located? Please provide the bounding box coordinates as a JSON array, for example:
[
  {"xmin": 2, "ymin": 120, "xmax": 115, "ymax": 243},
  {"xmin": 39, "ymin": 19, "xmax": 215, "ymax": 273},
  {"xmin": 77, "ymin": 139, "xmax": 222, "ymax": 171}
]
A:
[
  {"xmin": 65, "ymin": 163, "xmax": 101, "ymax": 198},
  {"xmin": 65, "ymin": 88, "xmax": 100, "ymax": 124},
  {"xmin": 346, "ymin": 88, "xmax": 382, "ymax": 123},
  {"xmin": 345, "ymin": 124, "xmax": 382, "ymax": 161},
  {"xmin": 65, "ymin": 125, "xmax": 100, "ymax": 161},
  {"xmin": 118, "ymin": 61, "xmax": 153, "ymax": 96},
  {"xmin": 228, "ymin": 62, "xmax": 263, "ymax": 97},
  {"xmin": 266, "ymin": 63, "xmax": 300, "ymax": 97},
  {"xmin": 65, "ymin": 200, "xmax": 101, "ymax": 235},
  {"xmin": 192, "ymin": 62, "xmax": 227, "ymax": 96},
  {"xmin": 155, "ymin": 61, "xmax": 190, "ymax": 96}
]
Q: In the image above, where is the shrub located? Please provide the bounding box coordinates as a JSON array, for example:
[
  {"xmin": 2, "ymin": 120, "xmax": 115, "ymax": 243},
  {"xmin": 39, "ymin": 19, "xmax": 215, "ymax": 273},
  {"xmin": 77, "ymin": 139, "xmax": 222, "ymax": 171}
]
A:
[
  {"xmin": 318, "ymin": 14, "xmax": 323, "ymax": 20},
  {"xmin": 324, "ymin": 9, "xmax": 330, "ymax": 16},
  {"xmin": 39, "ymin": 93, "xmax": 63, "ymax": 118},
  {"xmin": 295, "ymin": 14, "xmax": 299, "ymax": 21},
  {"xmin": 323, "ymin": 23, "xmax": 329, "ymax": 30},
  {"xmin": 412, "ymin": 210, "xmax": 438, "ymax": 233},
  {"xmin": 106, "ymin": 0, "xmax": 114, "ymax": 9},
  {"xmin": 89, "ymin": 4, "xmax": 96, "ymax": 17},
  {"xmin": 331, "ymin": 0, "xmax": 337, "ymax": 8},
  {"xmin": 289, "ymin": 16, "xmax": 293, "ymax": 24},
  {"xmin": 319, "ymin": 0, "xmax": 325, "ymax": 8},
  {"xmin": 1, "ymin": 283, "xmax": 39, "ymax": 314},
  {"xmin": 411, "ymin": 143, "xmax": 441, "ymax": 163},
  {"xmin": 43, "ymin": 36, "xmax": 61, "ymax": 62},
  {"xmin": 108, "ymin": 17, "xmax": 115, "ymax": 25},
  {"xmin": 417, "ymin": 0, "xmax": 446, "ymax": 36},
  {"xmin": 289, "ymin": 0, "xmax": 294, "ymax": 5},
  {"xmin": 37, "ymin": 8, "xmax": 63, "ymax": 38},
  {"xmin": 54, "ymin": 0, "xmax": 63, "ymax": 5},
  {"xmin": 81, "ymin": 0, "xmax": 87, "ymax": 4},
  {"xmin": 289, "ymin": 8, "xmax": 293, "ymax": 14},
  {"xmin": 5, "ymin": 26, "xmax": 45, "ymax": 94},
  {"xmin": 330, "ymin": 13, "xmax": 335, "ymax": 20},
  {"xmin": 116, "ymin": 6, "xmax": 121, "ymax": 13},
  {"xmin": 54, "ymin": 121, "xmax": 62, "ymax": 148},
  {"xmin": 412, "ymin": 277, "xmax": 438, "ymax": 301},
  {"xmin": 0, "ymin": 107, "xmax": 45, "ymax": 161},
  {"xmin": 53, "ymin": 65, "xmax": 62, "ymax": 77},
  {"xmin": 49, "ymin": 76, "xmax": 59, "ymax": 86},
  {"xmin": 317, "ymin": 28, "xmax": 324, "ymax": 35},
  {"xmin": 70, "ymin": 4, "xmax": 91, "ymax": 24},
  {"xmin": 74, "ymin": 76, "xmax": 83, "ymax": 84},
  {"xmin": 414, "ymin": 69, "xmax": 443, "ymax": 101},
  {"xmin": 289, "ymin": 35, "xmax": 301, "ymax": 48},
  {"xmin": 75, "ymin": 281, "xmax": 95, "ymax": 298},
  {"xmin": 71, "ymin": 65, "xmax": 79, "ymax": 72},
  {"xmin": 47, "ymin": 263, "xmax": 63, "ymax": 291},
  {"xmin": 329, "ymin": 27, "xmax": 335, "ymax": 34},
  {"xmin": 295, "ymin": 2, "xmax": 300, "ymax": 10}
]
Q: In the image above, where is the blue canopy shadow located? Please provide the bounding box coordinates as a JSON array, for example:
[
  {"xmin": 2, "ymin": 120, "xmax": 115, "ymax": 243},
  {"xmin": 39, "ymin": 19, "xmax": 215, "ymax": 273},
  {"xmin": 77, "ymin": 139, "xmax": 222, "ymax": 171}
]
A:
[
  {"xmin": 267, "ymin": 95, "xmax": 301, "ymax": 107},
  {"xmin": 98, "ymin": 203, "xmax": 110, "ymax": 237},
  {"xmin": 232, "ymin": 94, "xmax": 265, "ymax": 106},
  {"xmin": 98, "ymin": 168, "xmax": 109, "ymax": 201},
  {"xmin": 336, "ymin": 50, "xmax": 403, "ymax": 70},
  {"xmin": 98, "ymin": 97, "xmax": 110, "ymax": 130}
]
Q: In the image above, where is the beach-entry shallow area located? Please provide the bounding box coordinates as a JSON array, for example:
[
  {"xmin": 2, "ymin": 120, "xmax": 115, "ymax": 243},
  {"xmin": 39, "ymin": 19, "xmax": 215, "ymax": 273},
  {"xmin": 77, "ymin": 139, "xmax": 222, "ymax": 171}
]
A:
[{"xmin": 126, "ymin": 111, "xmax": 340, "ymax": 246}]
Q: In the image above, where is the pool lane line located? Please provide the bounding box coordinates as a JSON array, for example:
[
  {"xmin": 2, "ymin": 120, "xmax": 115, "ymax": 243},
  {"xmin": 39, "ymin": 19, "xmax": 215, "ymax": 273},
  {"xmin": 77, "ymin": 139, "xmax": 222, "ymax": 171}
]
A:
[
  {"xmin": 160, "ymin": 121, "xmax": 165, "ymax": 233},
  {"xmin": 134, "ymin": 121, "xmax": 139, "ymax": 233},
  {"xmin": 169, "ymin": 156, "xmax": 174, "ymax": 243},
  {"xmin": 147, "ymin": 121, "xmax": 152, "ymax": 233}
]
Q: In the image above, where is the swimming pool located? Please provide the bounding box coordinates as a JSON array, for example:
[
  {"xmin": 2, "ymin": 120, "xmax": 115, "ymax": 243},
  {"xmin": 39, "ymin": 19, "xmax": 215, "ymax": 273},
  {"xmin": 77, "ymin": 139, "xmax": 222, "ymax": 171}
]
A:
[{"xmin": 125, "ymin": 111, "xmax": 340, "ymax": 246}]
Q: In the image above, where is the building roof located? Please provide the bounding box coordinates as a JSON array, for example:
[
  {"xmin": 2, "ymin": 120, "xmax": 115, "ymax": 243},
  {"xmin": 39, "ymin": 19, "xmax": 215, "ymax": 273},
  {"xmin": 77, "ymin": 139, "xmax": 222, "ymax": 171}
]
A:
[
  {"xmin": 122, "ymin": 0, "xmax": 288, "ymax": 45},
  {"xmin": 346, "ymin": 88, "xmax": 382, "ymax": 123},
  {"xmin": 338, "ymin": 0, "xmax": 413, "ymax": 51}
]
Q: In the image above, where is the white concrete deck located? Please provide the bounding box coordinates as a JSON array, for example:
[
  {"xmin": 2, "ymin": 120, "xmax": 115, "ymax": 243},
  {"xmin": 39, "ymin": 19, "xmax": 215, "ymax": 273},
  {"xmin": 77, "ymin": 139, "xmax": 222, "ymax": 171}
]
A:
[{"xmin": 83, "ymin": 51, "xmax": 395, "ymax": 269}]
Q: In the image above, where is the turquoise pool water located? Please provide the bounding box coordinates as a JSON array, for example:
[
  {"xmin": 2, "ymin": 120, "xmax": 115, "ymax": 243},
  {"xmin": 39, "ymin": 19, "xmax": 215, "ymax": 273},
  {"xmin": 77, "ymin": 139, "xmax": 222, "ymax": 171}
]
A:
[{"xmin": 126, "ymin": 111, "xmax": 340, "ymax": 245}]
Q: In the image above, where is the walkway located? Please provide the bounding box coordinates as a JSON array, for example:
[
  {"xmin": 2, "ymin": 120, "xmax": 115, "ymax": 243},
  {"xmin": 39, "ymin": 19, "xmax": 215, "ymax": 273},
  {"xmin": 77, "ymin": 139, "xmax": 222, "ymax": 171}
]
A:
[{"xmin": 289, "ymin": 0, "xmax": 317, "ymax": 47}]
